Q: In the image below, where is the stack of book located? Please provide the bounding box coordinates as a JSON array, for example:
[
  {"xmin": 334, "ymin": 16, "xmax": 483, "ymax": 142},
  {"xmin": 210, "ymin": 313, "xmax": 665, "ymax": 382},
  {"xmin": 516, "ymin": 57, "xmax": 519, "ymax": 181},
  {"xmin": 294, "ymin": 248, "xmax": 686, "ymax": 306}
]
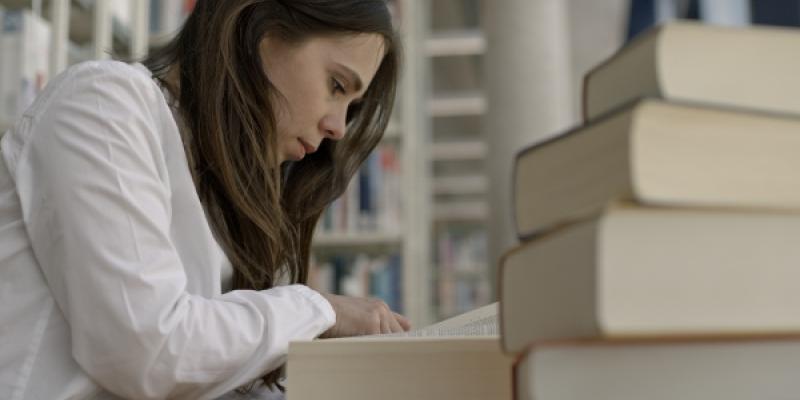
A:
[{"xmin": 502, "ymin": 21, "xmax": 800, "ymax": 399}]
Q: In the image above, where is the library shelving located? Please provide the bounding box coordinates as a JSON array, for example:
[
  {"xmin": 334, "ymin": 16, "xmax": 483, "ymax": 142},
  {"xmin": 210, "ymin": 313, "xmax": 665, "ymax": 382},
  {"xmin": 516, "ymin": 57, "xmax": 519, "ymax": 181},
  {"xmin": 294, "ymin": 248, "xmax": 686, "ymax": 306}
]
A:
[
  {"xmin": 309, "ymin": 0, "xmax": 435, "ymax": 327},
  {"xmin": 0, "ymin": 0, "xmax": 155, "ymax": 132},
  {"xmin": 426, "ymin": 0, "xmax": 492, "ymax": 320}
]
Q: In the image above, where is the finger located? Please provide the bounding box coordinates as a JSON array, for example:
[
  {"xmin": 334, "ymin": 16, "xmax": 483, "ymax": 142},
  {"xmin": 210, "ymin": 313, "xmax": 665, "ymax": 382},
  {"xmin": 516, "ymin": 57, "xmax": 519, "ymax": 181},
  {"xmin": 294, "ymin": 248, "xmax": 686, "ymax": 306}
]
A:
[
  {"xmin": 387, "ymin": 313, "xmax": 404, "ymax": 334},
  {"xmin": 393, "ymin": 312, "xmax": 412, "ymax": 331},
  {"xmin": 380, "ymin": 316, "xmax": 394, "ymax": 334}
]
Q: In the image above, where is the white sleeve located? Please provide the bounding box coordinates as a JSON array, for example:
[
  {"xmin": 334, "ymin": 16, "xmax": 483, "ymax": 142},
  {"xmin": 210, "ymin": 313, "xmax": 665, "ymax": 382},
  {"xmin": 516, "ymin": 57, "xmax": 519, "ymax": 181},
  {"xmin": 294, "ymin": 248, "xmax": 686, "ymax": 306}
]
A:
[{"xmin": 10, "ymin": 62, "xmax": 335, "ymax": 400}]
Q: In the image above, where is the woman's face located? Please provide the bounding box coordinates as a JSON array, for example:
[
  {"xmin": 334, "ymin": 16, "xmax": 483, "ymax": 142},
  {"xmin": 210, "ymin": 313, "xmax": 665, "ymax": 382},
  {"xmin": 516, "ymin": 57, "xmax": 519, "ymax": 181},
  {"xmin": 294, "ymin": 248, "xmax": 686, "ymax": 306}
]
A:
[{"xmin": 260, "ymin": 33, "xmax": 386, "ymax": 164}]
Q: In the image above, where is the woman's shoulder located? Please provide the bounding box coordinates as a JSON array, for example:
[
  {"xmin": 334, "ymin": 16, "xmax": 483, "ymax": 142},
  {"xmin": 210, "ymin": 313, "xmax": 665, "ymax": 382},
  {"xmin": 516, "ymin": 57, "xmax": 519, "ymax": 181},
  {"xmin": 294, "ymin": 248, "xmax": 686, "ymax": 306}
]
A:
[
  {"xmin": 19, "ymin": 59, "xmax": 170, "ymax": 138},
  {"xmin": 22, "ymin": 60, "xmax": 161, "ymax": 119},
  {"xmin": 55, "ymin": 60, "xmax": 161, "ymax": 105},
  {"xmin": 67, "ymin": 59, "xmax": 152, "ymax": 78},
  {"xmin": 3, "ymin": 60, "xmax": 172, "ymax": 169}
]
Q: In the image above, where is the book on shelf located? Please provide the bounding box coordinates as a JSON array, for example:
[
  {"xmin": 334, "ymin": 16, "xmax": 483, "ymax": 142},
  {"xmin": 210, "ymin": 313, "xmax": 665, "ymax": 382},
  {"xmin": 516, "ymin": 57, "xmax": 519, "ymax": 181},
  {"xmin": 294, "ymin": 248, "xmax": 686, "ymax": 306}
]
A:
[
  {"xmin": 584, "ymin": 21, "xmax": 800, "ymax": 122},
  {"xmin": 0, "ymin": 9, "xmax": 50, "ymax": 129},
  {"xmin": 309, "ymin": 253, "xmax": 402, "ymax": 313},
  {"xmin": 287, "ymin": 303, "xmax": 511, "ymax": 400},
  {"xmin": 513, "ymin": 335, "xmax": 800, "ymax": 400},
  {"xmin": 500, "ymin": 202, "xmax": 800, "ymax": 354},
  {"xmin": 318, "ymin": 145, "xmax": 401, "ymax": 235},
  {"xmin": 513, "ymin": 99, "xmax": 800, "ymax": 238},
  {"xmin": 436, "ymin": 228, "xmax": 490, "ymax": 318}
]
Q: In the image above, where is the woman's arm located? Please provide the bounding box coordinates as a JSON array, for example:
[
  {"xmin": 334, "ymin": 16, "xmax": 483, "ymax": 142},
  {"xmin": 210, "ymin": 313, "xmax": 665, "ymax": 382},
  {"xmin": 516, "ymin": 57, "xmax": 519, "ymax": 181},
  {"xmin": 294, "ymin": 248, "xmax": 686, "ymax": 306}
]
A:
[{"xmin": 10, "ymin": 61, "xmax": 334, "ymax": 399}]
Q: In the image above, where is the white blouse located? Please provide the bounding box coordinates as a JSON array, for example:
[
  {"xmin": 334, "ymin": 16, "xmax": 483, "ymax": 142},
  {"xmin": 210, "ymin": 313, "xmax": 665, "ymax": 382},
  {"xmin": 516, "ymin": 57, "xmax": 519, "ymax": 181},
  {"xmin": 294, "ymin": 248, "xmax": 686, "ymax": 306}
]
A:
[{"xmin": 0, "ymin": 61, "xmax": 335, "ymax": 400}]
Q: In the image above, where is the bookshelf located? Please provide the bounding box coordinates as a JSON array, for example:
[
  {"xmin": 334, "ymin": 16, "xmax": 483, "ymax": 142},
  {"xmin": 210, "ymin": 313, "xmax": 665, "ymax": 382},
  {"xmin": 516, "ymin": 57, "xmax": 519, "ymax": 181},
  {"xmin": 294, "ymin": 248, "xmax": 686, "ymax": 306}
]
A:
[
  {"xmin": 309, "ymin": 0, "xmax": 435, "ymax": 327},
  {"xmin": 311, "ymin": 0, "xmax": 492, "ymax": 323},
  {"xmin": 0, "ymin": 0, "xmax": 153, "ymax": 132},
  {"xmin": 425, "ymin": 28, "xmax": 486, "ymax": 56},
  {"xmin": 426, "ymin": 0, "xmax": 492, "ymax": 319}
]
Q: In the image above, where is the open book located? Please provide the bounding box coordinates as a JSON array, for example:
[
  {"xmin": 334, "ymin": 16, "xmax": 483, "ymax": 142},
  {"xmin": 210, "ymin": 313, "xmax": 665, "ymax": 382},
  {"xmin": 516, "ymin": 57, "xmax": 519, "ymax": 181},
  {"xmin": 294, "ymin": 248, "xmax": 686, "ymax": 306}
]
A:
[
  {"xmin": 286, "ymin": 303, "xmax": 511, "ymax": 400},
  {"xmin": 375, "ymin": 301, "xmax": 498, "ymax": 338}
]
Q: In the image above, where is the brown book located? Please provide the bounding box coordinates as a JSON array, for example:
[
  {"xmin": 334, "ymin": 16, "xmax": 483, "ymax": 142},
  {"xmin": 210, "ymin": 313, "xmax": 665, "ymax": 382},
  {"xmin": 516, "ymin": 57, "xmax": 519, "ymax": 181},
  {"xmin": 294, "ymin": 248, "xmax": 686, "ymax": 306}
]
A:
[
  {"xmin": 513, "ymin": 335, "xmax": 800, "ymax": 400},
  {"xmin": 513, "ymin": 99, "xmax": 800, "ymax": 239},
  {"xmin": 500, "ymin": 203, "xmax": 800, "ymax": 355},
  {"xmin": 583, "ymin": 21, "xmax": 800, "ymax": 122}
]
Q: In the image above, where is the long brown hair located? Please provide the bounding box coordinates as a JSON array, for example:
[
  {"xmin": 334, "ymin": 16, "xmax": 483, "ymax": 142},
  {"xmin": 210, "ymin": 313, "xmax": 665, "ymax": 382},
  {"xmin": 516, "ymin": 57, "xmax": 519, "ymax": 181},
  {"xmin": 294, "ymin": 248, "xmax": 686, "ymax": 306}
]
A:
[{"xmin": 144, "ymin": 0, "xmax": 399, "ymax": 294}]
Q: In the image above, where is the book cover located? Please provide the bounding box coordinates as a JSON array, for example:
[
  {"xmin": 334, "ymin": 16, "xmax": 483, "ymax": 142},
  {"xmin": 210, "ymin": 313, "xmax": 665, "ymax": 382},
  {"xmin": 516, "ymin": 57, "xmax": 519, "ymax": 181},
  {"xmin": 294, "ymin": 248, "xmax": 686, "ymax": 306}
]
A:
[
  {"xmin": 501, "ymin": 203, "xmax": 800, "ymax": 354},
  {"xmin": 583, "ymin": 21, "xmax": 800, "ymax": 121},
  {"xmin": 514, "ymin": 99, "xmax": 800, "ymax": 238}
]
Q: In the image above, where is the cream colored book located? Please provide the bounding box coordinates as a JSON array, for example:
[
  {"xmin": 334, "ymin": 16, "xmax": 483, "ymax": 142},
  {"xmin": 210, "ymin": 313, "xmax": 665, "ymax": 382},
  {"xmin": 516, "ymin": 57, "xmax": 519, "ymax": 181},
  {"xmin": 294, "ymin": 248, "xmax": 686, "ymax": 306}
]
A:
[
  {"xmin": 583, "ymin": 21, "xmax": 800, "ymax": 121},
  {"xmin": 501, "ymin": 203, "xmax": 800, "ymax": 354},
  {"xmin": 514, "ymin": 99, "xmax": 800, "ymax": 238},
  {"xmin": 514, "ymin": 336, "xmax": 800, "ymax": 400},
  {"xmin": 287, "ymin": 303, "xmax": 511, "ymax": 400}
]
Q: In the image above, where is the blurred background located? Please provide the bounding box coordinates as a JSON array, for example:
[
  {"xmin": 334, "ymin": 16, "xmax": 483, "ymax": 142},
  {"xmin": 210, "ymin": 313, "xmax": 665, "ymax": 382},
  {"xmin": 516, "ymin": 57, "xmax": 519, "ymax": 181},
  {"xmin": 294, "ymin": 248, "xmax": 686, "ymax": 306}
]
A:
[{"xmin": 1, "ymin": 0, "xmax": 798, "ymax": 327}]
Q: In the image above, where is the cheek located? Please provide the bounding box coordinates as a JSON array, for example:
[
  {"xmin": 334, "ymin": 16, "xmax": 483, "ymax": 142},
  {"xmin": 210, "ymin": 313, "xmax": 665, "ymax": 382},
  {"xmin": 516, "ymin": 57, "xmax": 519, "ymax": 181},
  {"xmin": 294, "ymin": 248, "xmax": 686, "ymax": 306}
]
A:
[
  {"xmin": 283, "ymin": 94, "xmax": 325, "ymax": 132},
  {"xmin": 271, "ymin": 96, "xmax": 295, "ymax": 139},
  {"xmin": 270, "ymin": 71, "xmax": 328, "ymax": 137}
]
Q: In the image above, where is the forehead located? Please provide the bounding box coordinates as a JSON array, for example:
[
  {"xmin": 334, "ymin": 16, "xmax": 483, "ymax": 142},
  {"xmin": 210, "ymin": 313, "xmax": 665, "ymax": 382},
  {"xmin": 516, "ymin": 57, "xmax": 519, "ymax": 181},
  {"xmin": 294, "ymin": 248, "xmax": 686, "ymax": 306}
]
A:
[{"xmin": 306, "ymin": 34, "xmax": 386, "ymax": 82}]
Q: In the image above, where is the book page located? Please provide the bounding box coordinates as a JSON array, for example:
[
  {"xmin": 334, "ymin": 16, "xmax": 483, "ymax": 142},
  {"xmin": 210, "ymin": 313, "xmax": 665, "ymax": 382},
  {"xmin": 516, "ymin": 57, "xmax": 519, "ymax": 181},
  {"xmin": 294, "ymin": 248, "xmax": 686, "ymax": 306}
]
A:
[{"xmin": 377, "ymin": 302, "xmax": 498, "ymax": 338}]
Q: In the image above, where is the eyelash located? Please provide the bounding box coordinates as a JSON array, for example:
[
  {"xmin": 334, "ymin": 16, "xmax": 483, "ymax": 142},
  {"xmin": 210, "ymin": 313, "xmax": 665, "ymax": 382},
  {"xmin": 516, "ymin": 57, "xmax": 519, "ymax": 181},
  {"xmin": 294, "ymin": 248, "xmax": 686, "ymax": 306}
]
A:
[
  {"xmin": 331, "ymin": 76, "xmax": 361, "ymax": 123},
  {"xmin": 331, "ymin": 77, "xmax": 346, "ymax": 95}
]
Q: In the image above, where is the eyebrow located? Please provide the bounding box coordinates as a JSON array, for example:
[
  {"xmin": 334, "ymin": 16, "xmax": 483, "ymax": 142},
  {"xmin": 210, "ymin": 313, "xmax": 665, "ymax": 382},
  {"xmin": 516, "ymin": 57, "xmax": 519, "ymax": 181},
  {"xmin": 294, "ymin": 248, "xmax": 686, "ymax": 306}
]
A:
[{"xmin": 335, "ymin": 62, "xmax": 364, "ymax": 94}]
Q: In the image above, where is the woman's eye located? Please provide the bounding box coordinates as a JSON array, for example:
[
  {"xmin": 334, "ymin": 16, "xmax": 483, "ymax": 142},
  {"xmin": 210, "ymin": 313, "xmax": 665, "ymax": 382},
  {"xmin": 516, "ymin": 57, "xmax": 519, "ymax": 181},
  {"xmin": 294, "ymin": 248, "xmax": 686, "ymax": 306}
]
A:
[{"xmin": 331, "ymin": 78, "xmax": 345, "ymax": 95}]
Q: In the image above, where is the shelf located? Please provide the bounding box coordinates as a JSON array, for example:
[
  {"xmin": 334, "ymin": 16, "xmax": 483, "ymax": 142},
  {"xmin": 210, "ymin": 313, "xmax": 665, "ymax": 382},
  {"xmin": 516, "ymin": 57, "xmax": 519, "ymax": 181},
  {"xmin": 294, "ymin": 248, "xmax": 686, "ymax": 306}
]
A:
[
  {"xmin": 431, "ymin": 140, "xmax": 486, "ymax": 161},
  {"xmin": 313, "ymin": 231, "xmax": 403, "ymax": 248},
  {"xmin": 433, "ymin": 175, "xmax": 487, "ymax": 195},
  {"xmin": 425, "ymin": 29, "xmax": 486, "ymax": 57},
  {"xmin": 428, "ymin": 91, "xmax": 487, "ymax": 117},
  {"xmin": 433, "ymin": 200, "xmax": 488, "ymax": 221}
]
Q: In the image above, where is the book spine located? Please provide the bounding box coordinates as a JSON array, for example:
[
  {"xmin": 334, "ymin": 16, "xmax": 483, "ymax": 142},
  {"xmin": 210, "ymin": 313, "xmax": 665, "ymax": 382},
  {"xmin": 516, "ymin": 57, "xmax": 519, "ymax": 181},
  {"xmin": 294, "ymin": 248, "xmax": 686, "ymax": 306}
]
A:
[
  {"xmin": 316, "ymin": 144, "xmax": 402, "ymax": 235},
  {"xmin": 317, "ymin": 253, "xmax": 403, "ymax": 311},
  {"xmin": 379, "ymin": 145, "xmax": 401, "ymax": 231},
  {"xmin": 357, "ymin": 158, "xmax": 368, "ymax": 229},
  {"xmin": 368, "ymin": 149, "xmax": 382, "ymax": 230},
  {"xmin": 437, "ymin": 228, "xmax": 489, "ymax": 318}
]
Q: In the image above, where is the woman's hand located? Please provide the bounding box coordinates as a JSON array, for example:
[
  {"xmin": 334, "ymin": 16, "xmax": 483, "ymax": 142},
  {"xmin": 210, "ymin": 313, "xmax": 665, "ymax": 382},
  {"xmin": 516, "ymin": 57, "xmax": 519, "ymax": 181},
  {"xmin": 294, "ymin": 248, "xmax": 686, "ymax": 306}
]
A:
[{"xmin": 318, "ymin": 293, "xmax": 412, "ymax": 338}]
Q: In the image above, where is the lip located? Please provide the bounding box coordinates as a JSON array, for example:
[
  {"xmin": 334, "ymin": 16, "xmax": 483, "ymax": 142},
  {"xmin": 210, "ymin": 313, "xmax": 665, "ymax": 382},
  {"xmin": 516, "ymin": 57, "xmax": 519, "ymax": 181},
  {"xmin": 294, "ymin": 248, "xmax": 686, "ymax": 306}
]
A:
[{"xmin": 298, "ymin": 138, "xmax": 317, "ymax": 155}]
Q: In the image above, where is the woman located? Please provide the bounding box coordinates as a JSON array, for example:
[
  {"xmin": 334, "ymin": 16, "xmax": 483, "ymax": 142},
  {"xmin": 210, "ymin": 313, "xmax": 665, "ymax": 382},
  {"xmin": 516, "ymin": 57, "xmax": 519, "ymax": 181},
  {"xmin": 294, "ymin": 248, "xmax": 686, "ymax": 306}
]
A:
[{"xmin": 0, "ymin": 0, "xmax": 409, "ymax": 398}]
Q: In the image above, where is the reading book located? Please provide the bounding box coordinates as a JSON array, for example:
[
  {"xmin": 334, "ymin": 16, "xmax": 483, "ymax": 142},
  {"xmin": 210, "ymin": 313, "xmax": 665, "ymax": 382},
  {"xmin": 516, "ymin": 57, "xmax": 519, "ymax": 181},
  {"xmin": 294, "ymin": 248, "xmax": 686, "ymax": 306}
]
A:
[
  {"xmin": 501, "ymin": 203, "xmax": 800, "ymax": 354},
  {"xmin": 514, "ymin": 335, "xmax": 800, "ymax": 400},
  {"xmin": 513, "ymin": 99, "xmax": 800, "ymax": 238},
  {"xmin": 583, "ymin": 21, "xmax": 800, "ymax": 121},
  {"xmin": 287, "ymin": 303, "xmax": 511, "ymax": 400}
]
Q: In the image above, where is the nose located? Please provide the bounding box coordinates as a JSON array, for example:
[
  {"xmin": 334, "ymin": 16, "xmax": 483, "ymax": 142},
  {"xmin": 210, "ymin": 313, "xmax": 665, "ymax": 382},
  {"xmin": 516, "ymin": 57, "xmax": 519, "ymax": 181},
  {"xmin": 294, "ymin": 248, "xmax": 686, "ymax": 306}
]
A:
[{"xmin": 319, "ymin": 106, "xmax": 347, "ymax": 141}]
